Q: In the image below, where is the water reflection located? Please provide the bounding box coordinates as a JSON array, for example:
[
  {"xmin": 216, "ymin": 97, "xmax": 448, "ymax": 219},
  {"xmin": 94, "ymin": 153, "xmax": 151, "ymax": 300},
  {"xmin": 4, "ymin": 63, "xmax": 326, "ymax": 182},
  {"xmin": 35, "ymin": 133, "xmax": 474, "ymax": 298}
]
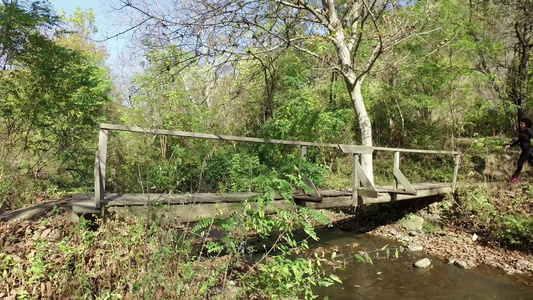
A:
[{"xmin": 311, "ymin": 229, "xmax": 533, "ymax": 300}]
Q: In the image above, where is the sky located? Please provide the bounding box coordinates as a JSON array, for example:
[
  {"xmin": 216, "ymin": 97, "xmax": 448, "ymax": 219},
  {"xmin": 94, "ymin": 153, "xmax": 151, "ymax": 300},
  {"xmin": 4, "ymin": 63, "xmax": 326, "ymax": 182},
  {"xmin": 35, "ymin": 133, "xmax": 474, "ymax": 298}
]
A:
[{"xmin": 47, "ymin": 0, "xmax": 131, "ymax": 64}]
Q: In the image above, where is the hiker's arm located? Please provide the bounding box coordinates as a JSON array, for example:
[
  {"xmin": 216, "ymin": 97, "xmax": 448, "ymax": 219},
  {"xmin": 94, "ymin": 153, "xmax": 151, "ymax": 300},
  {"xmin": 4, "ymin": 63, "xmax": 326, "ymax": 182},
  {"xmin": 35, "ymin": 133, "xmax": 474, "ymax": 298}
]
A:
[
  {"xmin": 526, "ymin": 128, "xmax": 533, "ymax": 139},
  {"xmin": 507, "ymin": 139, "xmax": 519, "ymax": 148}
]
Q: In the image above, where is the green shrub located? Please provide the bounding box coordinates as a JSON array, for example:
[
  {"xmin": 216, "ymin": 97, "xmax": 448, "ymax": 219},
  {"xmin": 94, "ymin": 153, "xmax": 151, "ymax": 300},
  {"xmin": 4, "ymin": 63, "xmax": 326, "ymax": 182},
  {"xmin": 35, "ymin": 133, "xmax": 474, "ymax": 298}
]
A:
[{"xmin": 491, "ymin": 214, "xmax": 533, "ymax": 249}]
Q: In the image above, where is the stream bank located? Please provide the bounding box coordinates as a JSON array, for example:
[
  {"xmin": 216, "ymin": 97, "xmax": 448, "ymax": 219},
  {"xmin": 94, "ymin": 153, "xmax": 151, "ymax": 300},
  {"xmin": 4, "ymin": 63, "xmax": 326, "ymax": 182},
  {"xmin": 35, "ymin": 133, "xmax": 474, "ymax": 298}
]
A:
[
  {"xmin": 309, "ymin": 229, "xmax": 533, "ymax": 300},
  {"xmin": 319, "ymin": 183, "xmax": 533, "ymax": 278}
]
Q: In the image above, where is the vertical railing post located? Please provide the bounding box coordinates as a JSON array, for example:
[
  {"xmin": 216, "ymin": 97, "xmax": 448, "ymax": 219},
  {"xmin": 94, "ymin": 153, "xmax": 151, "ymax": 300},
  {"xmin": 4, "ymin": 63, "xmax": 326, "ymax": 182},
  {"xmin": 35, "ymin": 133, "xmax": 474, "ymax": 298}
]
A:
[
  {"xmin": 393, "ymin": 151, "xmax": 400, "ymax": 201},
  {"xmin": 300, "ymin": 145, "xmax": 307, "ymax": 158},
  {"xmin": 393, "ymin": 152, "xmax": 400, "ymax": 190},
  {"xmin": 452, "ymin": 154, "xmax": 461, "ymax": 192},
  {"xmin": 94, "ymin": 129, "xmax": 108, "ymax": 209},
  {"xmin": 352, "ymin": 154, "xmax": 360, "ymax": 208},
  {"xmin": 299, "ymin": 145, "xmax": 321, "ymax": 198}
]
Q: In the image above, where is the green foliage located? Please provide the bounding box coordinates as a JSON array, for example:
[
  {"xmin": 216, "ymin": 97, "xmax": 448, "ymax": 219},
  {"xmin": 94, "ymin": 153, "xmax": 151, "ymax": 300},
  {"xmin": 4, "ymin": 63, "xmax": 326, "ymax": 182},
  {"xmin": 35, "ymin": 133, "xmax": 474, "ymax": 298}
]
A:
[
  {"xmin": 249, "ymin": 254, "xmax": 334, "ymax": 300},
  {"xmin": 0, "ymin": 0, "xmax": 58, "ymax": 67},
  {"xmin": 491, "ymin": 214, "xmax": 533, "ymax": 247},
  {"xmin": 449, "ymin": 184, "xmax": 533, "ymax": 251},
  {"xmin": 422, "ymin": 221, "xmax": 438, "ymax": 235},
  {"xmin": 204, "ymin": 147, "xmax": 265, "ymax": 192},
  {"xmin": 0, "ymin": 3, "xmax": 111, "ymax": 209}
]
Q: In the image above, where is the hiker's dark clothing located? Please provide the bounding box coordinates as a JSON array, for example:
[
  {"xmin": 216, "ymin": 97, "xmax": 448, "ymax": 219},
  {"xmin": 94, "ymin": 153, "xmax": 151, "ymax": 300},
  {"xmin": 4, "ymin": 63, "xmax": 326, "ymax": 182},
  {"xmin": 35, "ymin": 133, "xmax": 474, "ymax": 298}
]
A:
[
  {"xmin": 509, "ymin": 127, "xmax": 533, "ymax": 150},
  {"xmin": 509, "ymin": 127, "xmax": 533, "ymax": 179},
  {"xmin": 512, "ymin": 146, "xmax": 533, "ymax": 179}
]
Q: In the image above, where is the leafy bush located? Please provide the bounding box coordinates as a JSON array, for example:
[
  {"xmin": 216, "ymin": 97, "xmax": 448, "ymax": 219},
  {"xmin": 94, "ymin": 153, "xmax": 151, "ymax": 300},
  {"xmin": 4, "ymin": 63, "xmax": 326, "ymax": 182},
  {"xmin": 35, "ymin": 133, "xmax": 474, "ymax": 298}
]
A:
[{"xmin": 491, "ymin": 214, "xmax": 533, "ymax": 249}]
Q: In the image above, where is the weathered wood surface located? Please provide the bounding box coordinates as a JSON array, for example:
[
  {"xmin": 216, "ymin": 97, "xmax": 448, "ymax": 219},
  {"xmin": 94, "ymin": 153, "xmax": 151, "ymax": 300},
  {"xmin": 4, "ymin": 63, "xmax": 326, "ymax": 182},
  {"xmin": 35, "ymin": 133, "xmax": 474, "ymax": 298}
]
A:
[
  {"xmin": 373, "ymin": 146, "xmax": 460, "ymax": 155},
  {"xmin": 72, "ymin": 183, "xmax": 452, "ymax": 221},
  {"xmin": 100, "ymin": 123, "xmax": 371, "ymax": 151},
  {"xmin": 72, "ymin": 190, "xmax": 355, "ymax": 208}
]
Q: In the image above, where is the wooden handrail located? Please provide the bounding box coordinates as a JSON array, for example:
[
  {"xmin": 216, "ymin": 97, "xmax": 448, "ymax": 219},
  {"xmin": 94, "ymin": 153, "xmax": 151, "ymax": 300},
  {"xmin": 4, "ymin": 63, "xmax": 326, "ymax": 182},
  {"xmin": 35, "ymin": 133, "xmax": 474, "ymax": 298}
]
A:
[
  {"xmin": 100, "ymin": 123, "xmax": 355, "ymax": 149},
  {"xmin": 373, "ymin": 146, "xmax": 460, "ymax": 155},
  {"xmin": 100, "ymin": 123, "xmax": 460, "ymax": 155},
  {"xmin": 93, "ymin": 123, "xmax": 462, "ymax": 209}
]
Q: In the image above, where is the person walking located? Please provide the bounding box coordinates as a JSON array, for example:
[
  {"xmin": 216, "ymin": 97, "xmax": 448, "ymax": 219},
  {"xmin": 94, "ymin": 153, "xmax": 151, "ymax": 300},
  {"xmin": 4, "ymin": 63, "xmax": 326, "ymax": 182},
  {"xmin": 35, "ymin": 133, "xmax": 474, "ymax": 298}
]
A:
[{"xmin": 505, "ymin": 118, "xmax": 533, "ymax": 182}]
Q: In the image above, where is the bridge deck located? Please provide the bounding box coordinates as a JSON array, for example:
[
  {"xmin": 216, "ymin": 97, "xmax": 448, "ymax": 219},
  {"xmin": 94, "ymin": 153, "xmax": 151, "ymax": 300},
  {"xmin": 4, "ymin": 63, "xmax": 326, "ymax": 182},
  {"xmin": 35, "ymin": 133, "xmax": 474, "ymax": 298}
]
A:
[{"xmin": 72, "ymin": 182, "xmax": 452, "ymax": 222}]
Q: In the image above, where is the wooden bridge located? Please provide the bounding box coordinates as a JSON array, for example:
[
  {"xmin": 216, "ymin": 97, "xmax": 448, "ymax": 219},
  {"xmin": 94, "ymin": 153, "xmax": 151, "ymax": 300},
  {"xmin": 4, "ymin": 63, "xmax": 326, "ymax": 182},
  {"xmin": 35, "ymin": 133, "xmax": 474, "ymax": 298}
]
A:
[{"xmin": 72, "ymin": 124, "xmax": 461, "ymax": 222}]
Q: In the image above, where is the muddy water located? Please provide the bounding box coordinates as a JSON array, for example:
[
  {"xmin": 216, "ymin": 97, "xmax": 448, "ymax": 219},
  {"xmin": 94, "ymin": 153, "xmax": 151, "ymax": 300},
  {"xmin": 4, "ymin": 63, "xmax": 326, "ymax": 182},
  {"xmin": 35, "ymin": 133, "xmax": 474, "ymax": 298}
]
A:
[{"xmin": 311, "ymin": 229, "xmax": 533, "ymax": 300}]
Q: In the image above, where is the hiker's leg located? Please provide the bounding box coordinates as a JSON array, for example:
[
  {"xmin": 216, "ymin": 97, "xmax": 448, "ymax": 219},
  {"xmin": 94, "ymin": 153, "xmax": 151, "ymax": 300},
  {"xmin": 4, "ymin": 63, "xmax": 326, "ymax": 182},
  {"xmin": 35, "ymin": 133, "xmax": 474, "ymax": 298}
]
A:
[
  {"xmin": 512, "ymin": 149, "xmax": 530, "ymax": 178},
  {"xmin": 527, "ymin": 148, "xmax": 533, "ymax": 166}
]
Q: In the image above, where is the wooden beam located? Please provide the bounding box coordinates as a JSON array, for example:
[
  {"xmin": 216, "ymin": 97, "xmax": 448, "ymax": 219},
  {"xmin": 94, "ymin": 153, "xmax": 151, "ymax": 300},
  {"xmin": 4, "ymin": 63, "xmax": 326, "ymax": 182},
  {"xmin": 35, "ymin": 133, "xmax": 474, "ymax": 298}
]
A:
[
  {"xmin": 72, "ymin": 183, "xmax": 453, "ymax": 217},
  {"xmin": 452, "ymin": 154, "xmax": 461, "ymax": 192},
  {"xmin": 393, "ymin": 166, "xmax": 416, "ymax": 195},
  {"xmin": 94, "ymin": 129, "xmax": 108, "ymax": 209},
  {"xmin": 73, "ymin": 194, "xmax": 102, "ymax": 214},
  {"xmin": 339, "ymin": 144, "xmax": 374, "ymax": 154},
  {"xmin": 100, "ymin": 123, "xmax": 348, "ymax": 149},
  {"xmin": 362, "ymin": 185, "xmax": 452, "ymax": 204},
  {"xmin": 355, "ymin": 160, "xmax": 377, "ymax": 192},
  {"xmin": 300, "ymin": 145, "xmax": 307, "ymax": 157},
  {"xmin": 299, "ymin": 145, "xmax": 321, "ymax": 198},
  {"xmin": 394, "ymin": 152, "xmax": 400, "ymax": 190},
  {"xmin": 373, "ymin": 146, "xmax": 460, "ymax": 155},
  {"xmin": 393, "ymin": 152, "xmax": 400, "ymax": 201},
  {"xmin": 352, "ymin": 154, "xmax": 359, "ymax": 207},
  {"xmin": 111, "ymin": 201, "xmax": 297, "ymax": 223}
]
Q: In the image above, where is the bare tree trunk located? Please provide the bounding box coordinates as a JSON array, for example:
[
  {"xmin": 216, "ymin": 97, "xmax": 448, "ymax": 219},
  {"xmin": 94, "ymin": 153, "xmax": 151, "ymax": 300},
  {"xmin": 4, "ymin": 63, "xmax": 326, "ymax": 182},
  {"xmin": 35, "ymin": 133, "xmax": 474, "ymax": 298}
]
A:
[{"xmin": 346, "ymin": 78, "xmax": 374, "ymax": 184}]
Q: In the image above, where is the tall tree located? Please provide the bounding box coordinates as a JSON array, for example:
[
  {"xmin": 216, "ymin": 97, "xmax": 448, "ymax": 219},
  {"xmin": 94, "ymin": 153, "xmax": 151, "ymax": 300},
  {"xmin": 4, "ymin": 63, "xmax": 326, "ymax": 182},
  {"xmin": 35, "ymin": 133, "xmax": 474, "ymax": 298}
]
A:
[
  {"xmin": 507, "ymin": 0, "xmax": 533, "ymax": 122},
  {"xmin": 117, "ymin": 0, "xmax": 429, "ymax": 182},
  {"xmin": 0, "ymin": 3, "xmax": 110, "ymax": 187},
  {"xmin": 467, "ymin": 0, "xmax": 533, "ymax": 126},
  {"xmin": 0, "ymin": 0, "xmax": 57, "ymax": 71}
]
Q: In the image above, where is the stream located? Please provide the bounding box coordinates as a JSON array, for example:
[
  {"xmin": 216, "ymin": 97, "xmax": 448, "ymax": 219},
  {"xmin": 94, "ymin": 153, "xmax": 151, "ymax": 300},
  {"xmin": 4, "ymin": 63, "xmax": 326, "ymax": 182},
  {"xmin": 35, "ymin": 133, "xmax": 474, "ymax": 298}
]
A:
[{"xmin": 310, "ymin": 229, "xmax": 533, "ymax": 300}]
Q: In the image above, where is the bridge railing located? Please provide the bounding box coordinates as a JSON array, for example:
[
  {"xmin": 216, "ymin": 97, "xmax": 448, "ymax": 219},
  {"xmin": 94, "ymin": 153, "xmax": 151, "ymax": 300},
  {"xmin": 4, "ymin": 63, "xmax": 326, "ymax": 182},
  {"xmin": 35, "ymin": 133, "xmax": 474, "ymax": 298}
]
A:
[{"xmin": 93, "ymin": 123, "xmax": 461, "ymax": 209}]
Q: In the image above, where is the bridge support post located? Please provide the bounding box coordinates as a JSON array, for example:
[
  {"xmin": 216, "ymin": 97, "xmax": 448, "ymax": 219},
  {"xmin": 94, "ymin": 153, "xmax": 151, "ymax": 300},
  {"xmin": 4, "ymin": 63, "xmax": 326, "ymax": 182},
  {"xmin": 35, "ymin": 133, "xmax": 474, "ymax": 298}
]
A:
[
  {"xmin": 393, "ymin": 152, "xmax": 400, "ymax": 201},
  {"xmin": 300, "ymin": 145, "xmax": 321, "ymax": 198},
  {"xmin": 452, "ymin": 154, "xmax": 461, "ymax": 192},
  {"xmin": 300, "ymin": 145, "xmax": 307, "ymax": 158},
  {"xmin": 352, "ymin": 154, "xmax": 360, "ymax": 208},
  {"xmin": 94, "ymin": 129, "xmax": 108, "ymax": 210}
]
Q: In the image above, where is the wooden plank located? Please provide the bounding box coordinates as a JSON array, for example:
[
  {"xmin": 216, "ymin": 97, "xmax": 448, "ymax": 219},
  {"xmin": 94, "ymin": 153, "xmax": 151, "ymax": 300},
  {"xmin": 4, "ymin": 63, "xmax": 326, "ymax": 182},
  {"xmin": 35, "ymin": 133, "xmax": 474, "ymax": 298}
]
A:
[
  {"xmin": 362, "ymin": 185, "xmax": 452, "ymax": 204},
  {"xmin": 109, "ymin": 201, "xmax": 297, "ymax": 223},
  {"xmin": 452, "ymin": 154, "xmax": 461, "ymax": 192},
  {"xmin": 393, "ymin": 166, "xmax": 416, "ymax": 194},
  {"xmin": 77, "ymin": 192, "xmax": 286, "ymax": 206},
  {"xmin": 318, "ymin": 190, "xmax": 353, "ymax": 197},
  {"xmin": 377, "ymin": 188, "xmax": 418, "ymax": 195},
  {"xmin": 99, "ymin": 124, "xmax": 460, "ymax": 155},
  {"xmin": 300, "ymin": 145, "xmax": 307, "ymax": 157},
  {"xmin": 357, "ymin": 188, "xmax": 379, "ymax": 198},
  {"xmin": 296, "ymin": 196, "xmax": 353, "ymax": 209},
  {"xmin": 373, "ymin": 146, "xmax": 460, "ymax": 155},
  {"xmin": 72, "ymin": 194, "xmax": 101, "ymax": 214},
  {"xmin": 100, "ymin": 123, "xmax": 343, "ymax": 149},
  {"xmin": 301, "ymin": 175, "xmax": 321, "ymax": 198},
  {"xmin": 94, "ymin": 129, "xmax": 108, "ymax": 209},
  {"xmin": 355, "ymin": 160, "xmax": 376, "ymax": 191},
  {"xmin": 352, "ymin": 154, "xmax": 359, "ymax": 207},
  {"xmin": 93, "ymin": 151, "xmax": 100, "ymax": 208},
  {"xmin": 411, "ymin": 182, "xmax": 452, "ymax": 189},
  {"xmin": 392, "ymin": 152, "xmax": 400, "ymax": 201},
  {"xmin": 293, "ymin": 195, "xmax": 322, "ymax": 202},
  {"xmin": 299, "ymin": 145, "xmax": 321, "ymax": 198},
  {"xmin": 393, "ymin": 152, "xmax": 400, "ymax": 190},
  {"xmin": 339, "ymin": 144, "xmax": 374, "ymax": 154},
  {"xmin": 72, "ymin": 182, "xmax": 453, "ymax": 216},
  {"xmin": 101, "ymin": 124, "xmax": 462, "ymax": 155}
]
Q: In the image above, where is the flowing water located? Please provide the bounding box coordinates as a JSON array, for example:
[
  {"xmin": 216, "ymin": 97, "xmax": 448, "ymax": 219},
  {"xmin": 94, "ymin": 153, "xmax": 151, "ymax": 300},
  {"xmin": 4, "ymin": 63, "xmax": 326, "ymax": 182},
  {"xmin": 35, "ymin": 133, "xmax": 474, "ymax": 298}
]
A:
[{"xmin": 310, "ymin": 229, "xmax": 533, "ymax": 300}]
